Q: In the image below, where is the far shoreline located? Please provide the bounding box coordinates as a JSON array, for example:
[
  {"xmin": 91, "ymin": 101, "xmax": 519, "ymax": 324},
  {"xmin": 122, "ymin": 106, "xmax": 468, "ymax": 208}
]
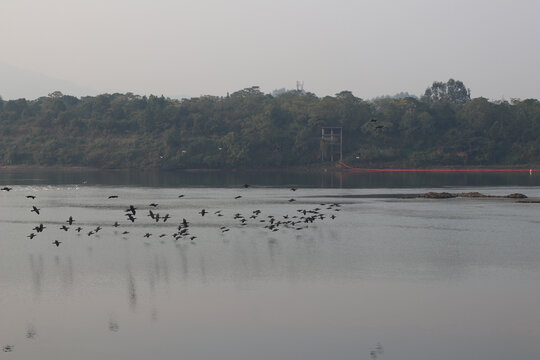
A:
[{"xmin": 0, "ymin": 163, "xmax": 538, "ymax": 173}]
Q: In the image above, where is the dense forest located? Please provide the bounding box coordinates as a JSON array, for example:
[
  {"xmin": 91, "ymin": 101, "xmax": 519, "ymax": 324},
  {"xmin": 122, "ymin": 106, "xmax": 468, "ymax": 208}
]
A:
[{"xmin": 1, "ymin": 79, "xmax": 539, "ymax": 169}]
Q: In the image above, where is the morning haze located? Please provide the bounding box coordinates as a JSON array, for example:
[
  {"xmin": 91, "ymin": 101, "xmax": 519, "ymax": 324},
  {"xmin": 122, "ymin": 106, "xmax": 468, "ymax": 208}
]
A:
[
  {"xmin": 2, "ymin": 2, "xmax": 540, "ymax": 360},
  {"xmin": 1, "ymin": 0, "xmax": 539, "ymax": 100}
]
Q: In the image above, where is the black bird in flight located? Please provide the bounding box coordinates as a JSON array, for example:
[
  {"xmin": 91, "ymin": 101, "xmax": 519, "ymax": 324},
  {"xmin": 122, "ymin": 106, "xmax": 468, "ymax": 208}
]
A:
[
  {"xmin": 67, "ymin": 216, "xmax": 74, "ymax": 225},
  {"xmin": 163, "ymin": 214, "xmax": 171, "ymax": 222},
  {"xmin": 52, "ymin": 240, "xmax": 61, "ymax": 247},
  {"xmin": 26, "ymin": 195, "xmax": 36, "ymax": 199},
  {"xmin": 178, "ymin": 194, "xmax": 184, "ymax": 198},
  {"xmin": 60, "ymin": 225, "xmax": 69, "ymax": 231},
  {"xmin": 113, "ymin": 221, "xmax": 119, "ymax": 227},
  {"xmin": 1, "ymin": 186, "xmax": 12, "ymax": 191},
  {"xmin": 144, "ymin": 233, "xmax": 152, "ymax": 238},
  {"xmin": 370, "ymin": 118, "xmax": 377, "ymax": 122},
  {"xmin": 234, "ymin": 196, "xmax": 242, "ymax": 199},
  {"xmin": 243, "ymin": 184, "xmax": 249, "ymax": 188},
  {"xmin": 288, "ymin": 198, "xmax": 296, "ymax": 202},
  {"xmin": 290, "ymin": 188, "xmax": 297, "ymax": 191},
  {"xmin": 199, "ymin": 209, "xmax": 207, "ymax": 216},
  {"xmin": 149, "ymin": 203, "xmax": 158, "ymax": 207},
  {"xmin": 126, "ymin": 214, "xmax": 136, "ymax": 222},
  {"xmin": 27, "ymin": 233, "xmax": 36, "ymax": 239},
  {"xmin": 31, "ymin": 206, "xmax": 40, "ymax": 215},
  {"xmin": 76, "ymin": 227, "xmax": 83, "ymax": 232},
  {"xmin": 125, "ymin": 205, "xmax": 136, "ymax": 215},
  {"xmin": 182, "ymin": 218, "xmax": 189, "ymax": 227},
  {"xmin": 34, "ymin": 224, "xmax": 45, "ymax": 232},
  {"xmin": 108, "ymin": 195, "xmax": 118, "ymax": 199}
]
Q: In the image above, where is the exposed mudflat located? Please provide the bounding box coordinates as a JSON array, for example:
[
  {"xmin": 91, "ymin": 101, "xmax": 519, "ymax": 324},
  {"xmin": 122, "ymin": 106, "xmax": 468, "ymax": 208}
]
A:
[{"xmin": 417, "ymin": 191, "xmax": 528, "ymax": 199}]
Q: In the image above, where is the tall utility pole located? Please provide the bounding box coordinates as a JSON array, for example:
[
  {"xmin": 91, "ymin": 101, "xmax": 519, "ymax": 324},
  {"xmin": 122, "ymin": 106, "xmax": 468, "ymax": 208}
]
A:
[{"xmin": 321, "ymin": 127, "xmax": 342, "ymax": 162}]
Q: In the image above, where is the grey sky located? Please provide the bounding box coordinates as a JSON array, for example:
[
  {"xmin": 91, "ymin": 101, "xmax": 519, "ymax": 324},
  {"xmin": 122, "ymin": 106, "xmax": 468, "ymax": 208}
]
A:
[{"xmin": 1, "ymin": 0, "xmax": 539, "ymax": 100}]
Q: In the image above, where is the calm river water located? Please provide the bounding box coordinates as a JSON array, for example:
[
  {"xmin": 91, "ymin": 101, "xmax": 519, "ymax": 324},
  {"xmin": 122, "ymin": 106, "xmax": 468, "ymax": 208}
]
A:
[{"xmin": 1, "ymin": 169, "xmax": 539, "ymax": 360}]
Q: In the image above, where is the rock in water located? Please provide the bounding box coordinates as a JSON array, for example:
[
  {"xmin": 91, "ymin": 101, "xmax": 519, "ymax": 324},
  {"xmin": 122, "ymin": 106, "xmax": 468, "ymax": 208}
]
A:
[{"xmin": 505, "ymin": 193, "xmax": 527, "ymax": 198}]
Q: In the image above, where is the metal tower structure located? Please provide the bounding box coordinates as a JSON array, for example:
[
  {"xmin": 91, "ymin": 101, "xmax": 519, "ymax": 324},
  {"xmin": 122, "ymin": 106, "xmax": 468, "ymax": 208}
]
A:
[{"xmin": 321, "ymin": 127, "xmax": 342, "ymax": 162}]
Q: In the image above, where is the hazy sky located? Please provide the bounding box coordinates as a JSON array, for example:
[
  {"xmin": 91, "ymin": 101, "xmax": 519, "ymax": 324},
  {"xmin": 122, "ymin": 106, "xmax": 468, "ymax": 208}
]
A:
[{"xmin": 1, "ymin": 0, "xmax": 539, "ymax": 100}]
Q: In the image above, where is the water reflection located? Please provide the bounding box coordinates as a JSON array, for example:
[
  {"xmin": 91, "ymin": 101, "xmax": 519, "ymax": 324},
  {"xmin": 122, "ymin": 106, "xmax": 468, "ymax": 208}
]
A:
[
  {"xmin": 126, "ymin": 263, "xmax": 137, "ymax": 312},
  {"xmin": 176, "ymin": 243, "xmax": 190, "ymax": 279},
  {"xmin": 63, "ymin": 257, "xmax": 74, "ymax": 290},
  {"xmin": 369, "ymin": 342, "xmax": 384, "ymax": 359},
  {"xmin": 199, "ymin": 254, "xmax": 207, "ymax": 283},
  {"xmin": 2, "ymin": 168, "xmax": 540, "ymax": 188},
  {"xmin": 28, "ymin": 254, "xmax": 44, "ymax": 298},
  {"xmin": 150, "ymin": 306, "xmax": 158, "ymax": 322},
  {"xmin": 25, "ymin": 324, "xmax": 37, "ymax": 339},
  {"xmin": 108, "ymin": 318, "xmax": 119, "ymax": 332},
  {"xmin": 267, "ymin": 237, "xmax": 279, "ymax": 266}
]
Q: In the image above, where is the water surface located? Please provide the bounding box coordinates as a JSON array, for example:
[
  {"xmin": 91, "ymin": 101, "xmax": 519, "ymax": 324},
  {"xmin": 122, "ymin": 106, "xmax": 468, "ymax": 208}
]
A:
[{"xmin": 1, "ymin": 170, "xmax": 539, "ymax": 360}]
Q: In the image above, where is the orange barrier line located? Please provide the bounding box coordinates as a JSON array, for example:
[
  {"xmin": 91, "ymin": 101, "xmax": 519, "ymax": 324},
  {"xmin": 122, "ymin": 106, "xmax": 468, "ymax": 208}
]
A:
[{"xmin": 337, "ymin": 161, "xmax": 537, "ymax": 173}]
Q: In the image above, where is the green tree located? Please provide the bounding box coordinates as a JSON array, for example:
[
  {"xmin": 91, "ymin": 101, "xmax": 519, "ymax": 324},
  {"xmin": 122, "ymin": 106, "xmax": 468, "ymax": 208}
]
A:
[{"xmin": 422, "ymin": 79, "xmax": 470, "ymax": 104}]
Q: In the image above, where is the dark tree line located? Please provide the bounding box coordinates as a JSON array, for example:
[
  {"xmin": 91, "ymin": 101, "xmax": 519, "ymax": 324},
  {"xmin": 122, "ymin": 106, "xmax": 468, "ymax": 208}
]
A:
[{"xmin": 0, "ymin": 80, "xmax": 539, "ymax": 169}]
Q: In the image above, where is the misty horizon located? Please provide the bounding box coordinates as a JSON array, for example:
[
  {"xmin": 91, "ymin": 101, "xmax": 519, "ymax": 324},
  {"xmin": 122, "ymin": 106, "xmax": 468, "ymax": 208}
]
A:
[
  {"xmin": 0, "ymin": 62, "xmax": 530, "ymax": 103},
  {"xmin": 1, "ymin": 0, "xmax": 539, "ymax": 102}
]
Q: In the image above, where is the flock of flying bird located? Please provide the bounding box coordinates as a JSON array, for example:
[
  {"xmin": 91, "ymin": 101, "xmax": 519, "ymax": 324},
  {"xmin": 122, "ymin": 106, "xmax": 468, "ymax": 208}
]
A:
[{"xmin": 1, "ymin": 184, "xmax": 342, "ymax": 249}]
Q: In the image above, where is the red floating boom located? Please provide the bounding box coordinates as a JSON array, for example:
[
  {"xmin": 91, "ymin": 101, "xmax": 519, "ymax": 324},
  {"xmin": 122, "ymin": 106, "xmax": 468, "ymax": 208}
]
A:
[{"xmin": 337, "ymin": 161, "xmax": 537, "ymax": 173}]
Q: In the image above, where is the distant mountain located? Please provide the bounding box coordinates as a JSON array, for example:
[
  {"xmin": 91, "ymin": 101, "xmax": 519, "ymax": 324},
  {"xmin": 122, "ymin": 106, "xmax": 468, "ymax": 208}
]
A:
[{"xmin": 0, "ymin": 62, "xmax": 97, "ymax": 100}]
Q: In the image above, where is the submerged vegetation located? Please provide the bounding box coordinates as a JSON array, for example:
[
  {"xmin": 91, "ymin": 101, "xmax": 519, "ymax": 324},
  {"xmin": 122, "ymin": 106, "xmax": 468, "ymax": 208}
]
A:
[{"xmin": 0, "ymin": 80, "xmax": 539, "ymax": 169}]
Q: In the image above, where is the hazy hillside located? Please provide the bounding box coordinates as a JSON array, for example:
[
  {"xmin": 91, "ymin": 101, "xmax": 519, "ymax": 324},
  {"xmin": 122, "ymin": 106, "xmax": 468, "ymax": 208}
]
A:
[
  {"xmin": 0, "ymin": 62, "xmax": 97, "ymax": 100},
  {"xmin": 0, "ymin": 80, "xmax": 539, "ymax": 169}
]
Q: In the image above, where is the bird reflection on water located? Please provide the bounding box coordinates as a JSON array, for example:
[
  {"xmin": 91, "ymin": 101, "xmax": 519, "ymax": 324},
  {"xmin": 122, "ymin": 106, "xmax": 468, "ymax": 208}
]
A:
[
  {"xmin": 108, "ymin": 319, "xmax": 119, "ymax": 332},
  {"xmin": 126, "ymin": 264, "xmax": 138, "ymax": 312},
  {"xmin": 25, "ymin": 324, "xmax": 37, "ymax": 339}
]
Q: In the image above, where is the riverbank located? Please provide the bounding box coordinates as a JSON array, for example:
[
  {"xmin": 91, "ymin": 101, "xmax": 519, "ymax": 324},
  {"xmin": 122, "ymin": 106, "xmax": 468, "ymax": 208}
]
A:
[{"xmin": 1, "ymin": 162, "xmax": 539, "ymax": 173}]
